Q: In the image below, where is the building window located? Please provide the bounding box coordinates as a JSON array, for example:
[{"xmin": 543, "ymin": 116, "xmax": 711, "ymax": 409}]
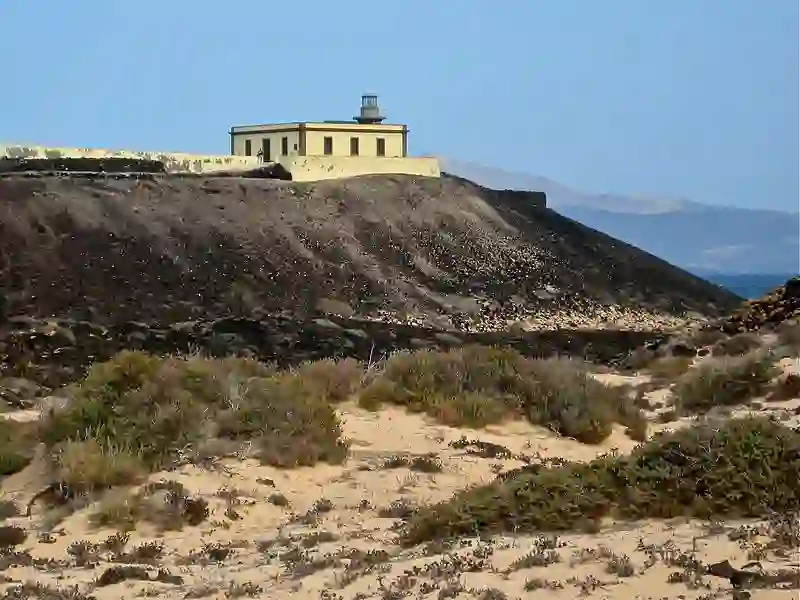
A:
[
  {"xmin": 281, "ymin": 136, "xmax": 289, "ymax": 156},
  {"xmin": 323, "ymin": 137, "xmax": 333, "ymax": 155},
  {"xmin": 350, "ymin": 137, "xmax": 359, "ymax": 156},
  {"xmin": 376, "ymin": 138, "xmax": 386, "ymax": 157},
  {"xmin": 244, "ymin": 139, "xmax": 252, "ymax": 156},
  {"xmin": 262, "ymin": 138, "xmax": 271, "ymax": 161}
]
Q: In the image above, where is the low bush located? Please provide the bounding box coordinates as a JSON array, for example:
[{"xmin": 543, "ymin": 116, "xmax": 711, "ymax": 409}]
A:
[
  {"xmin": 39, "ymin": 350, "xmax": 349, "ymax": 490},
  {"xmin": 619, "ymin": 347, "xmax": 657, "ymax": 373},
  {"xmin": 357, "ymin": 345, "xmax": 522, "ymax": 428},
  {"xmin": 0, "ymin": 500, "xmax": 19, "ymax": 521},
  {"xmin": 710, "ymin": 332, "xmax": 763, "ymax": 357},
  {"xmin": 0, "ymin": 419, "xmax": 37, "ymax": 477},
  {"xmin": 516, "ymin": 357, "xmax": 647, "ymax": 443},
  {"xmin": 53, "ymin": 439, "xmax": 146, "ymax": 491},
  {"xmin": 644, "ymin": 356, "xmax": 693, "ymax": 380},
  {"xmin": 358, "ymin": 346, "xmax": 643, "ymax": 444},
  {"xmin": 767, "ymin": 373, "xmax": 800, "ymax": 402},
  {"xmin": 0, "ymin": 525, "xmax": 27, "ymax": 548},
  {"xmin": 380, "ymin": 454, "xmax": 443, "ymax": 473},
  {"xmin": 400, "ymin": 417, "xmax": 800, "ymax": 544},
  {"xmin": 290, "ymin": 358, "xmax": 365, "ymax": 403},
  {"xmin": 776, "ymin": 321, "xmax": 800, "ymax": 356},
  {"xmin": 687, "ymin": 328, "xmax": 728, "ymax": 348},
  {"xmin": 90, "ymin": 480, "xmax": 208, "ymax": 531},
  {"xmin": 672, "ymin": 350, "xmax": 780, "ymax": 413},
  {"xmin": 234, "ymin": 375, "xmax": 350, "ymax": 468}
]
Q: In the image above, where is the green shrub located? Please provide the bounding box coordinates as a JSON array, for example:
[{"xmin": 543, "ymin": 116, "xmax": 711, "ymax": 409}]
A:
[
  {"xmin": 514, "ymin": 357, "xmax": 646, "ymax": 443},
  {"xmin": 228, "ymin": 375, "xmax": 350, "ymax": 468},
  {"xmin": 767, "ymin": 373, "xmax": 800, "ymax": 402},
  {"xmin": 0, "ymin": 500, "xmax": 20, "ymax": 521},
  {"xmin": 357, "ymin": 346, "xmax": 523, "ymax": 427},
  {"xmin": 710, "ymin": 332, "xmax": 763, "ymax": 357},
  {"xmin": 216, "ymin": 356, "xmax": 279, "ymax": 380},
  {"xmin": 619, "ymin": 347, "xmax": 657, "ymax": 373},
  {"xmin": 645, "ymin": 356, "xmax": 694, "ymax": 380},
  {"xmin": 0, "ymin": 419, "xmax": 36, "ymax": 477},
  {"xmin": 776, "ymin": 321, "xmax": 800, "ymax": 356},
  {"xmin": 357, "ymin": 347, "xmax": 643, "ymax": 444},
  {"xmin": 53, "ymin": 439, "xmax": 146, "ymax": 491},
  {"xmin": 687, "ymin": 328, "xmax": 728, "ymax": 348},
  {"xmin": 400, "ymin": 417, "xmax": 800, "ymax": 544},
  {"xmin": 90, "ymin": 480, "xmax": 208, "ymax": 531},
  {"xmin": 672, "ymin": 350, "xmax": 780, "ymax": 413},
  {"xmin": 41, "ymin": 351, "xmax": 215, "ymax": 470},
  {"xmin": 39, "ymin": 351, "xmax": 349, "ymax": 490},
  {"xmin": 291, "ymin": 358, "xmax": 365, "ymax": 403},
  {"xmin": 425, "ymin": 391, "xmax": 514, "ymax": 429}
]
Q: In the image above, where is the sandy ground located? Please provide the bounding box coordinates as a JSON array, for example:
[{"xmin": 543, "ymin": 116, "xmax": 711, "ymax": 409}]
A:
[{"xmin": 1, "ymin": 365, "xmax": 798, "ymax": 599}]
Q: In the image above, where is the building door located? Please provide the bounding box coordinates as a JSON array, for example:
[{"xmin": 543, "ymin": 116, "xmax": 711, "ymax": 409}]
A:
[{"xmin": 262, "ymin": 138, "xmax": 271, "ymax": 161}]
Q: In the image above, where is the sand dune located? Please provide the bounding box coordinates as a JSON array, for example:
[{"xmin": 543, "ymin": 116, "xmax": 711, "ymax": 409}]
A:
[{"xmin": 2, "ymin": 359, "xmax": 798, "ymax": 600}]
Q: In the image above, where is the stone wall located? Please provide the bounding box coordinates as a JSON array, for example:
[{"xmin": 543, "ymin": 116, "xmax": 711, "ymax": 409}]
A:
[
  {"xmin": 278, "ymin": 155, "xmax": 441, "ymax": 182},
  {"xmin": 1, "ymin": 143, "xmax": 441, "ymax": 181},
  {"xmin": 0, "ymin": 143, "xmax": 258, "ymax": 174}
]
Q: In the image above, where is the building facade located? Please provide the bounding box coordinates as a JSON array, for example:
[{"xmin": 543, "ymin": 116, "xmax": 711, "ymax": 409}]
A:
[
  {"xmin": 230, "ymin": 121, "xmax": 408, "ymax": 161},
  {"xmin": 228, "ymin": 94, "xmax": 440, "ymax": 181}
]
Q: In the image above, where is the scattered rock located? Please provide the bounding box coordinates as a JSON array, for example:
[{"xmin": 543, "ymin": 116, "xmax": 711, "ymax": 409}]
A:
[
  {"xmin": 0, "ymin": 314, "xmax": 666, "ymax": 389},
  {"xmin": 718, "ymin": 277, "xmax": 800, "ymax": 334},
  {"xmin": 768, "ymin": 373, "xmax": 800, "ymax": 402}
]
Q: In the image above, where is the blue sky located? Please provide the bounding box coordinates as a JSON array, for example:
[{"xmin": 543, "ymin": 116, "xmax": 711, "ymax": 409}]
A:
[{"xmin": 1, "ymin": 0, "xmax": 797, "ymax": 211}]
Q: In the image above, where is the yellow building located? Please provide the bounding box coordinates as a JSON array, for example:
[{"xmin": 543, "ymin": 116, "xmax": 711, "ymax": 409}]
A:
[{"xmin": 228, "ymin": 94, "xmax": 440, "ymax": 181}]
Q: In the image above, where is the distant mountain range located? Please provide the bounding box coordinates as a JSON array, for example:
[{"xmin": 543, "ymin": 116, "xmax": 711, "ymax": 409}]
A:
[
  {"xmin": 442, "ymin": 159, "xmax": 799, "ymax": 278},
  {"xmin": 697, "ymin": 272, "xmax": 796, "ymax": 300}
]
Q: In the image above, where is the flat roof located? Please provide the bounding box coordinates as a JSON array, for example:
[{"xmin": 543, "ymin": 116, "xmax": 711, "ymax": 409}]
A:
[{"xmin": 230, "ymin": 121, "xmax": 406, "ymax": 133}]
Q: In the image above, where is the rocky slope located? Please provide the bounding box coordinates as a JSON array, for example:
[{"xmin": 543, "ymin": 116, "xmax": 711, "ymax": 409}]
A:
[
  {"xmin": 442, "ymin": 158, "xmax": 800, "ymax": 275},
  {"xmin": 0, "ymin": 313, "xmax": 665, "ymax": 397},
  {"xmin": 0, "ymin": 171, "xmax": 738, "ymax": 333},
  {"xmin": 718, "ymin": 276, "xmax": 800, "ymax": 334},
  {"xmin": 619, "ymin": 276, "xmax": 800, "ymax": 368}
]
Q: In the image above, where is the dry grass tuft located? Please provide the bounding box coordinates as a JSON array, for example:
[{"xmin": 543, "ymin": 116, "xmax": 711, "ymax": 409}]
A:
[
  {"xmin": 0, "ymin": 419, "xmax": 37, "ymax": 478},
  {"xmin": 672, "ymin": 349, "xmax": 780, "ymax": 413},
  {"xmin": 53, "ymin": 439, "xmax": 147, "ymax": 492},
  {"xmin": 89, "ymin": 480, "xmax": 209, "ymax": 531},
  {"xmin": 380, "ymin": 454, "xmax": 444, "ymax": 473},
  {"xmin": 38, "ymin": 350, "xmax": 350, "ymax": 492},
  {"xmin": 358, "ymin": 346, "xmax": 644, "ymax": 444},
  {"xmin": 644, "ymin": 356, "xmax": 694, "ymax": 380},
  {"xmin": 710, "ymin": 332, "xmax": 763, "ymax": 357},
  {"xmin": 0, "ymin": 500, "xmax": 20, "ymax": 521},
  {"xmin": 290, "ymin": 358, "xmax": 365, "ymax": 403},
  {"xmin": 768, "ymin": 373, "xmax": 800, "ymax": 402},
  {"xmin": 776, "ymin": 321, "xmax": 800, "ymax": 356},
  {"xmin": 0, "ymin": 524, "xmax": 27, "ymax": 548}
]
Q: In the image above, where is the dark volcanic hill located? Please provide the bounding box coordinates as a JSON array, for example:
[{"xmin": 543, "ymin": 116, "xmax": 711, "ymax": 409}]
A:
[{"xmin": 0, "ymin": 171, "xmax": 739, "ymax": 332}]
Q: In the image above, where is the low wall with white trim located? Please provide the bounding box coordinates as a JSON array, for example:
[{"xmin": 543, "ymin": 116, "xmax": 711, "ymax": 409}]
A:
[
  {"xmin": 0, "ymin": 143, "xmax": 258, "ymax": 174},
  {"xmin": 278, "ymin": 155, "xmax": 441, "ymax": 182},
  {"xmin": 1, "ymin": 143, "xmax": 441, "ymax": 181}
]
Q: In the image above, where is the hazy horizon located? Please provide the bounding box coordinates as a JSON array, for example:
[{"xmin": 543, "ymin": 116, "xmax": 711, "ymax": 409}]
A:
[{"xmin": 1, "ymin": 0, "xmax": 797, "ymax": 211}]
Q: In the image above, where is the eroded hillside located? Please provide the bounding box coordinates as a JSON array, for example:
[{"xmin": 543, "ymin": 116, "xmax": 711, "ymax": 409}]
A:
[{"xmin": 0, "ymin": 172, "xmax": 738, "ymax": 331}]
